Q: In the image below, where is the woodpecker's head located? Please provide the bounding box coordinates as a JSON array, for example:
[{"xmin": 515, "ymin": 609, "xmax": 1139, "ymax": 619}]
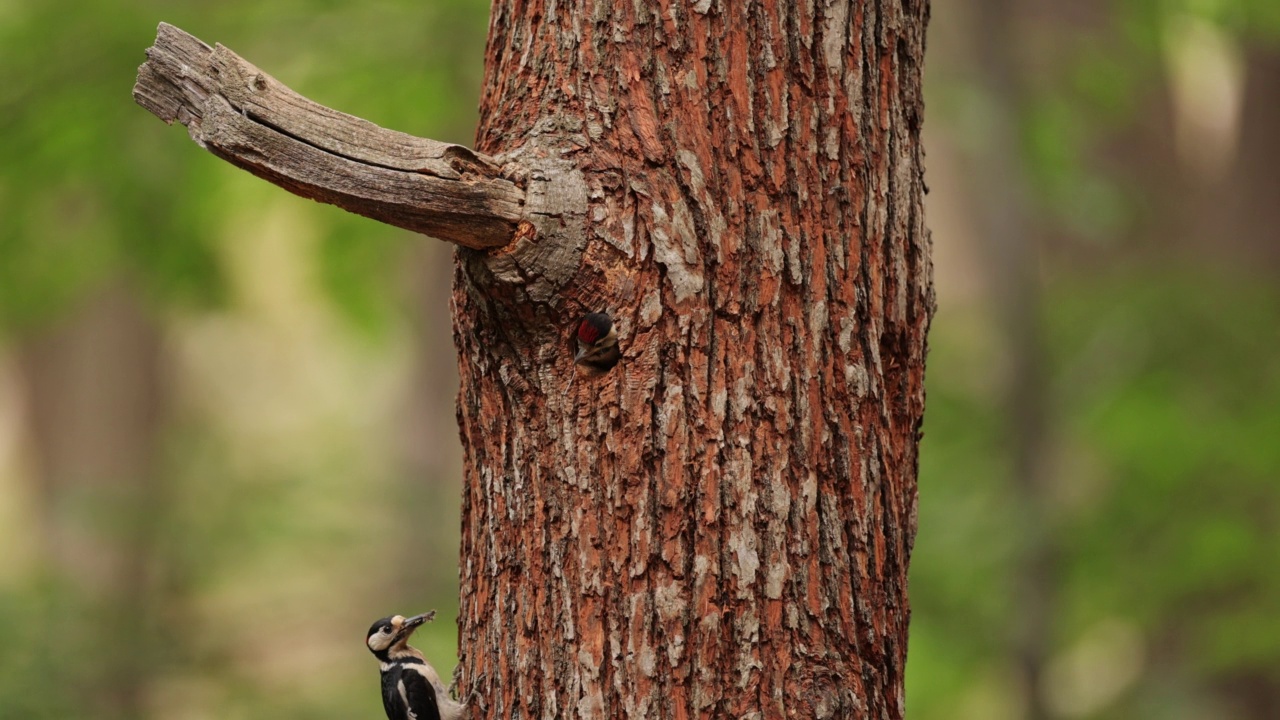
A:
[
  {"xmin": 366, "ymin": 611, "xmax": 434, "ymax": 661},
  {"xmin": 575, "ymin": 312, "xmax": 621, "ymax": 374}
]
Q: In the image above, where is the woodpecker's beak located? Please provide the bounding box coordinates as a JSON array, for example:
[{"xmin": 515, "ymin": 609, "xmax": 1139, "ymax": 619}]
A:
[
  {"xmin": 574, "ymin": 344, "xmax": 587, "ymax": 362},
  {"xmin": 396, "ymin": 611, "xmax": 435, "ymax": 642},
  {"xmin": 405, "ymin": 611, "xmax": 435, "ymax": 628}
]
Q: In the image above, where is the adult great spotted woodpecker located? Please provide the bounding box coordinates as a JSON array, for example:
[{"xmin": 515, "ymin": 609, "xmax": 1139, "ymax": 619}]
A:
[
  {"xmin": 365, "ymin": 612, "xmax": 465, "ymax": 720},
  {"xmin": 574, "ymin": 312, "xmax": 621, "ymax": 374}
]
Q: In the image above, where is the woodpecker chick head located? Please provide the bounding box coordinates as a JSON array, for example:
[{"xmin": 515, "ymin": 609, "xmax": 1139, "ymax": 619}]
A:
[
  {"xmin": 575, "ymin": 312, "xmax": 621, "ymax": 374},
  {"xmin": 366, "ymin": 611, "xmax": 435, "ymax": 660}
]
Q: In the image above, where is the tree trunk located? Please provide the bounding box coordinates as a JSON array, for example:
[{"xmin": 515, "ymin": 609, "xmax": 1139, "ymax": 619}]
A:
[
  {"xmin": 968, "ymin": 1, "xmax": 1056, "ymax": 718},
  {"xmin": 19, "ymin": 283, "xmax": 169, "ymax": 720},
  {"xmin": 453, "ymin": 2, "xmax": 933, "ymax": 718}
]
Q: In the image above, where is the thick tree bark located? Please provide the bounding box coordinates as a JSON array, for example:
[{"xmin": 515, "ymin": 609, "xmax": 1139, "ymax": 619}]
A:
[{"xmin": 453, "ymin": 2, "xmax": 932, "ymax": 719}]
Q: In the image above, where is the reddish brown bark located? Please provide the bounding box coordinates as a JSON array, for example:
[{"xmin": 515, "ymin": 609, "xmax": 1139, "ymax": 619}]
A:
[{"xmin": 453, "ymin": 2, "xmax": 932, "ymax": 719}]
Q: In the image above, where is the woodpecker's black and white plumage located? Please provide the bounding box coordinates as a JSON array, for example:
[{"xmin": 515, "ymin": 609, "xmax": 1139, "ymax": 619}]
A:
[
  {"xmin": 366, "ymin": 612, "xmax": 465, "ymax": 720},
  {"xmin": 574, "ymin": 312, "xmax": 621, "ymax": 374}
]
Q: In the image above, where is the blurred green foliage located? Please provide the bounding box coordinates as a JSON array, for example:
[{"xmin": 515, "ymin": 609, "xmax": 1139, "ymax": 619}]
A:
[
  {"xmin": 0, "ymin": 1, "xmax": 484, "ymax": 718},
  {"xmin": 908, "ymin": 0, "xmax": 1280, "ymax": 718},
  {"xmin": 0, "ymin": 1, "xmax": 223, "ymax": 330},
  {"xmin": 0, "ymin": 0, "xmax": 486, "ymax": 337},
  {"xmin": 910, "ymin": 271, "xmax": 1280, "ymax": 718}
]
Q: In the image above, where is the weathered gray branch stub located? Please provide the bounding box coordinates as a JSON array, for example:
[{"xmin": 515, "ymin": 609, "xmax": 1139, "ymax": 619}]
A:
[{"xmin": 133, "ymin": 22, "xmax": 524, "ymax": 249}]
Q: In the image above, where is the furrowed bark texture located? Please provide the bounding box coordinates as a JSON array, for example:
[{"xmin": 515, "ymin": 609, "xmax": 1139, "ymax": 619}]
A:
[{"xmin": 453, "ymin": 2, "xmax": 932, "ymax": 719}]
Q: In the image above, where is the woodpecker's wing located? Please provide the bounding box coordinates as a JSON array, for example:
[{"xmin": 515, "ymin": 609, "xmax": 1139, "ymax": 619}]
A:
[
  {"xmin": 381, "ymin": 666, "xmax": 408, "ymax": 720},
  {"xmin": 398, "ymin": 664, "xmax": 442, "ymax": 720}
]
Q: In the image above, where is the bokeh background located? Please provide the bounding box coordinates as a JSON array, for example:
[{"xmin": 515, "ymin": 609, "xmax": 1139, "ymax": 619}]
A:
[{"xmin": 0, "ymin": 1, "xmax": 1276, "ymax": 718}]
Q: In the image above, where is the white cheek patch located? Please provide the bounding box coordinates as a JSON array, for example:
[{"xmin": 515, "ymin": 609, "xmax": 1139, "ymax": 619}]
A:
[{"xmin": 368, "ymin": 626, "xmax": 396, "ymax": 652}]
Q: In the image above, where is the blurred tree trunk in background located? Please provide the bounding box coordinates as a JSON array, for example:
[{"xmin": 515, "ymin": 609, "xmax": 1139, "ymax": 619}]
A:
[
  {"xmin": 18, "ymin": 283, "xmax": 170, "ymax": 720},
  {"xmin": 1140, "ymin": 44, "xmax": 1280, "ymax": 720},
  {"xmin": 451, "ymin": 1, "xmax": 932, "ymax": 718},
  {"xmin": 1216, "ymin": 50, "xmax": 1280, "ymax": 269},
  {"xmin": 1185, "ymin": 47, "xmax": 1280, "ymax": 720},
  {"xmin": 969, "ymin": 1, "xmax": 1057, "ymax": 719},
  {"xmin": 1145, "ymin": 39, "xmax": 1280, "ymax": 272},
  {"xmin": 946, "ymin": 2, "xmax": 1280, "ymax": 718},
  {"xmin": 397, "ymin": 241, "xmax": 465, "ymax": 601}
]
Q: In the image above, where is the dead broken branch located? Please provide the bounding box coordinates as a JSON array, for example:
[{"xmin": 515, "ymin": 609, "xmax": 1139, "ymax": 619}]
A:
[{"xmin": 133, "ymin": 23, "xmax": 523, "ymax": 249}]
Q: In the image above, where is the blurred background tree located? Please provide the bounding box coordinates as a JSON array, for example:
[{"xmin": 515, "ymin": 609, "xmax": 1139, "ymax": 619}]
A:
[
  {"xmin": 0, "ymin": 1, "xmax": 1275, "ymax": 719},
  {"xmin": 911, "ymin": 2, "xmax": 1280, "ymax": 720},
  {"xmin": 0, "ymin": 2, "xmax": 485, "ymax": 718}
]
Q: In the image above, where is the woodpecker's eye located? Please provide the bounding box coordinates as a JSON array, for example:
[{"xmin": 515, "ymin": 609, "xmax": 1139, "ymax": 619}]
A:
[{"xmin": 382, "ymin": 626, "xmax": 394, "ymax": 635}]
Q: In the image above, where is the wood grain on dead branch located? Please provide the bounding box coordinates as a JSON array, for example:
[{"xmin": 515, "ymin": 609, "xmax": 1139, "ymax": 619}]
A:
[{"xmin": 133, "ymin": 22, "xmax": 523, "ymax": 249}]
